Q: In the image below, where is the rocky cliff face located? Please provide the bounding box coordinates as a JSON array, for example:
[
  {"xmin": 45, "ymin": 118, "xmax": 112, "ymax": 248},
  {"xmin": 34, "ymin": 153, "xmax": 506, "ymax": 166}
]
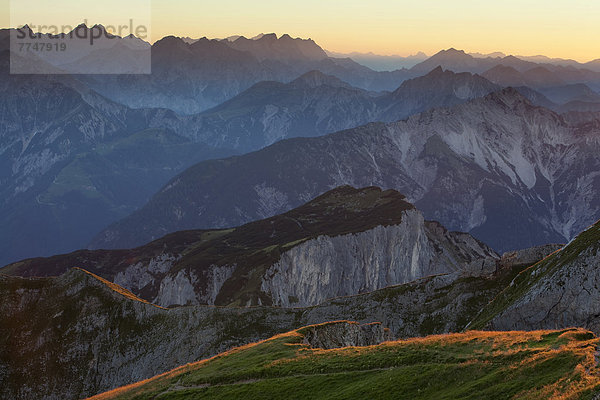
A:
[
  {"xmin": 301, "ymin": 321, "xmax": 393, "ymax": 349},
  {"xmin": 153, "ymin": 264, "xmax": 235, "ymax": 306},
  {"xmin": 5, "ymin": 186, "xmax": 498, "ymax": 308},
  {"xmin": 261, "ymin": 210, "xmax": 497, "ymax": 307}
]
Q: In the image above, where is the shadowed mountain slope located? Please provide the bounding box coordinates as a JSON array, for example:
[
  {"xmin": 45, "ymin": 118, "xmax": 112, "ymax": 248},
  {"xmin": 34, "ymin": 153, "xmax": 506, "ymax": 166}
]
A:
[{"xmin": 92, "ymin": 89, "xmax": 600, "ymax": 253}]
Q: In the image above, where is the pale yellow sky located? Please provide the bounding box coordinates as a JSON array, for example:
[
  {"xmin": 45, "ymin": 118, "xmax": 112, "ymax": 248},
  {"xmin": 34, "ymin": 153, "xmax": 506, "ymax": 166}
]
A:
[{"xmin": 2, "ymin": 0, "xmax": 599, "ymax": 62}]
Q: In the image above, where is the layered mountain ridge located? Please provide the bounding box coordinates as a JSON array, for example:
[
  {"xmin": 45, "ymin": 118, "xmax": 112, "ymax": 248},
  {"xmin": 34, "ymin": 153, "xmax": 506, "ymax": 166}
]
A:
[
  {"xmin": 3, "ymin": 24, "xmax": 600, "ymax": 264},
  {"xmin": 92, "ymin": 88, "xmax": 600, "ymax": 253},
  {"xmin": 0, "ymin": 64, "xmax": 514, "ymax": 265}
]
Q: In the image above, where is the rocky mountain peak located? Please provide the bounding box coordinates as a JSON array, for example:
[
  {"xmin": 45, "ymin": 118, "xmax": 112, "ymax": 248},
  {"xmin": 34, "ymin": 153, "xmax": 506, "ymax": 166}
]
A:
[
  {"xmin": 485, "ymin": 86, "xmax": 533, "ymax": 108},
  {"xmin": 152, "ymin": 35, "xmax": 189, "ymax": 50},
  {"xmin": 442, "ymin": 47, "xmax": 468, "ymax": 56},
  {"xmin": 387, "ymin": 66, "xmax": 499, "ymax": 101},
  {"xmin": 227, "ymin": 32, "xmax": 328, "ymax": 61}
]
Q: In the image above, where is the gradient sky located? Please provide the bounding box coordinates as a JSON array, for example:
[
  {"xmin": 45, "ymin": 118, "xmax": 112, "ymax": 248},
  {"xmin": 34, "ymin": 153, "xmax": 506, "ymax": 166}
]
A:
[{"xmin": 3, "ymin": 0, "xmax": 599, "ymax": 62}]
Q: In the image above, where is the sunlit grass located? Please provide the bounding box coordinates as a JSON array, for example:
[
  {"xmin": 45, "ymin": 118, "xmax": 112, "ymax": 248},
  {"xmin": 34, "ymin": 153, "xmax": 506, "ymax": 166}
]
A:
[
  {"xmin": 75, "ymin": 268, "xmax": 165, "ymax": 308},
  {"xmin": 89, "ymin": 323, "xmax": 600, "ymax": 400}
]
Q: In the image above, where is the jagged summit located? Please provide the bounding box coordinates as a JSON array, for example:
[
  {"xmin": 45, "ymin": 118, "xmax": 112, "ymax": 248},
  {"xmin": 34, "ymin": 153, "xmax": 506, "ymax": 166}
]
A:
[
  {"xmin": 226, "ymin": 32, "xmax": 328, "ymax": 61},
  {"xmin": 258, "ymin": 32, "xmax": 278, "ymax": 40},
  {"xmin": 73, "ymin": 22, "xmax": 89, "ymax": 30},
  {"xmin": 483, "ymin": 86, "xmax": 534, "ymax": 108},
  {"xmin": 440, "ymin": 48, "xmax": 468, "ymax": 56},
  {"xmin": 153, "ymin": 35, "xmax": 188, "ymax": 48}
]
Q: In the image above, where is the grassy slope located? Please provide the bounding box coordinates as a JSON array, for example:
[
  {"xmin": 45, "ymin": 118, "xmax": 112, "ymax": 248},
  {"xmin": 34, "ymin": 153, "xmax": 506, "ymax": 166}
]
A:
[
  {"xmin": 90, "ymin": 323, "xmax": 600, "ymax": 400},
  {"xmin": 469, "ymin": 221, "xmax": 600, "ymax": 330}
]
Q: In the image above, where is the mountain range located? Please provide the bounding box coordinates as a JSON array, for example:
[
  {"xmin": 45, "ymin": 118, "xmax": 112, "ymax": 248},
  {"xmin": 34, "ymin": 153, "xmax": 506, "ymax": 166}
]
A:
[
  {"xmin": 74, "ymin": 31, "xmax": 413, "ymax": 114},
  {"xmin": 0, "ymin": 60, "xmax": 521, "ymax": 265},
  {"xmin": 325, "ymin": 50, "xmax": 429, "ymax": 71},
  {"xmin": 3, "ymin": 26, "xmax": 600, "ymax": 265},
  {"xmin": 90, "ymin": 88, "xmax": 600, "ymax": 253}
]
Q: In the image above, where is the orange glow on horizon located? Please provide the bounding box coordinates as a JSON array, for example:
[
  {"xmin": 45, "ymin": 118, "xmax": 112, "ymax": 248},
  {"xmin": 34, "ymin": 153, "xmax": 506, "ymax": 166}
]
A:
[{"xmin": 1, "ymin": 0, "xmax": 599, "ymax": 63}]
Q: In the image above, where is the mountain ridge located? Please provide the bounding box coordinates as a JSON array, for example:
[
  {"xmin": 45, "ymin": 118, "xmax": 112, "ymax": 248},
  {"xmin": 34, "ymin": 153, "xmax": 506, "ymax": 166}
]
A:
[
  {"xmin": 5, "ymin": 186, "xmax": 499, "ymax": 308},
  {"xmin": 90, "ymin": 87, "xmax": 600, "ymax": 253}
]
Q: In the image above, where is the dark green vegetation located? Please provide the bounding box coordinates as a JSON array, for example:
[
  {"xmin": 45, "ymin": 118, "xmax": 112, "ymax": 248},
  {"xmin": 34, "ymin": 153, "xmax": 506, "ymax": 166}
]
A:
[{"xmin": 91, "ymin": 322, "xmax": 600, "ymax": 400}]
